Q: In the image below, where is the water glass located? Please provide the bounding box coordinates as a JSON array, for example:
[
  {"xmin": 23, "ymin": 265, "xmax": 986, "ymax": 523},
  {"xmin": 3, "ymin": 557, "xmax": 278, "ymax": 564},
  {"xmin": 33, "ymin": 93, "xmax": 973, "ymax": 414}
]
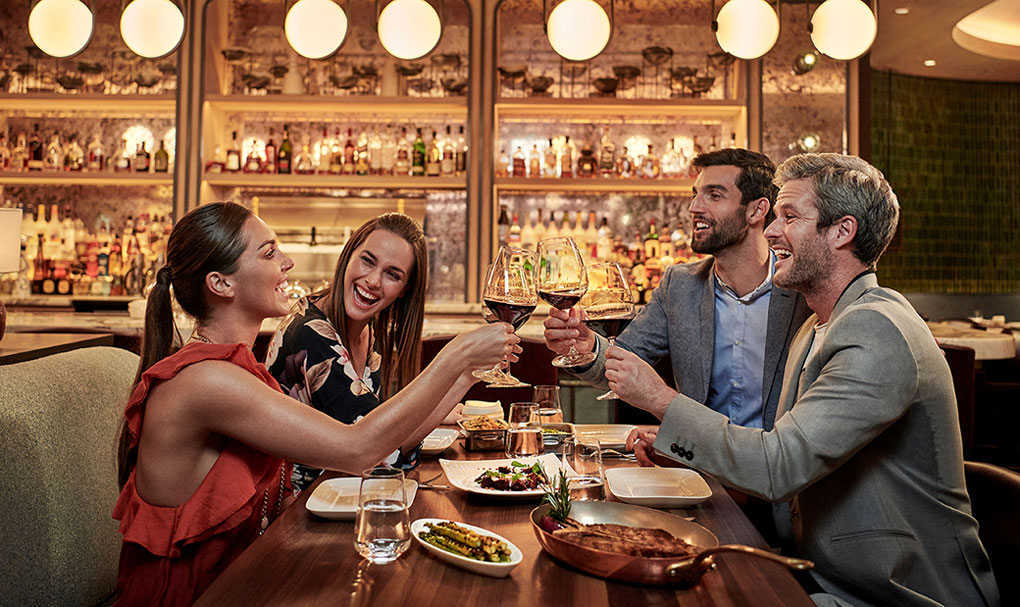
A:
[
  {"xmin": 354, "ymin": 467, "xmax": 411, "ymax": 564},
  {"xmin": 562, "ymin": 438, "xmax": 605, "ymax": 501},
  {"xmin": 533, "ymin": 385, "xmax": 563, "ymax": 424},
  {"xmin": 505, "ymin": 402, "xmax": 544, "ymax": 458}
]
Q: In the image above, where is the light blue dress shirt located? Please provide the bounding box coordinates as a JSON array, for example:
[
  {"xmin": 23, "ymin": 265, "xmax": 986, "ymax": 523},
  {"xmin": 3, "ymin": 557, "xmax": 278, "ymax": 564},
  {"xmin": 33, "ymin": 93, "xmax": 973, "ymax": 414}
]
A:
[{"xmin": 704, "ymin": 255, "xmax": 775, "ymax": 428}]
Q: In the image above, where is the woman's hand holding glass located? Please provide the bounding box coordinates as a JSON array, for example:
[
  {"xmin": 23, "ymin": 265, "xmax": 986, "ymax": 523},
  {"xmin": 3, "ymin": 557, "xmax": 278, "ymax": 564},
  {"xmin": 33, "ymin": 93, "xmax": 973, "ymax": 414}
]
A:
[{"xmin": 450, "ymin": 322, "xmax": 522, "ymax": 376}]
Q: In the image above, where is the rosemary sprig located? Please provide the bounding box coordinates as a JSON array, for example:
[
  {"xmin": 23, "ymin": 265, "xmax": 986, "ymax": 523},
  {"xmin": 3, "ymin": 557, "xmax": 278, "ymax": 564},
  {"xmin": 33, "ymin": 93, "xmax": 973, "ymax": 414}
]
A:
[{"xmin": 539, "ymin": 462, "xmax": 572, "ymax": 522}]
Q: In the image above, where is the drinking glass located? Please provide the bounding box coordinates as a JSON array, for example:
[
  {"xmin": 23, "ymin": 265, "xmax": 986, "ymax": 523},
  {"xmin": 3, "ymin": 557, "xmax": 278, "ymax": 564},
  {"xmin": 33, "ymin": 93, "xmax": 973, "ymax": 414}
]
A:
[
  {"xmin": 561, "ymin": 437, "xmax": 605, "ymax": 500},
  {"xmin": 473, "ymin": 246, "xmax": 538, "ymax": 388},
  {"xmin": 533, "ymin": 385, "xmax": 563, "ymax": 424},
  {"xmin": 505, "ymin": 402, "xmax": 544, "ymax": 458},
  {"xmin": 536, "ymin": 237, "xmax": 596, "ymax": 368},
  {"xmin": 580, "ymin": 262, "xmax": 636, "ymax": 401},
  {"xmin": 354, "ymin": 467, "xmax": 411, "ymax": 564}
]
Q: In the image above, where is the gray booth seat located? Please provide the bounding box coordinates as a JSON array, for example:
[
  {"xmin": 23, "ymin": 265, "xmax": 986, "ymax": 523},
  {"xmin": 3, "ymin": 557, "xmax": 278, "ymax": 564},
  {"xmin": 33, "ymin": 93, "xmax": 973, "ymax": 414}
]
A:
[{"xmin": 0, "ymin": 346, "xmax": 138, "ymax": 607}]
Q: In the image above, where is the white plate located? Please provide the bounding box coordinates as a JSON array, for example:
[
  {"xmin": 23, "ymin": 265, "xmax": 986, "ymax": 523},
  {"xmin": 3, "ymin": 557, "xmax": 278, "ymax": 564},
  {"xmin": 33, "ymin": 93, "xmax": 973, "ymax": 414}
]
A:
[
  {"xmin": 574, "ymin": 424, "xmax": 637, "ymax": 449},
  {"xmin": 411, "ymin": 518, "xmax": 523, "ymax": 577},
  {"xmin": 605, "ymin": 467, "xmax": 712, "ymax": 507},
  {"xmin": 421, "ymin": 428, "xmax": 459, "ymax": 456},
  {"xmin": 305, "ymin": 477, "xmax": 418, "ymax": 520},
  {"xmin": 439, "ymin": 453, "xmax": 566, "ymax": 498}
]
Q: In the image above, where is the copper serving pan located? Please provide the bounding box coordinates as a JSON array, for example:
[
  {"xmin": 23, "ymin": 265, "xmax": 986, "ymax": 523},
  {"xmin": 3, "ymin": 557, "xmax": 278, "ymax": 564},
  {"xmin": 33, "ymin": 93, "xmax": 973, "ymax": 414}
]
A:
[{"xmin": 531, "ymin": 501, "xmax": 812, "ymax": 586}]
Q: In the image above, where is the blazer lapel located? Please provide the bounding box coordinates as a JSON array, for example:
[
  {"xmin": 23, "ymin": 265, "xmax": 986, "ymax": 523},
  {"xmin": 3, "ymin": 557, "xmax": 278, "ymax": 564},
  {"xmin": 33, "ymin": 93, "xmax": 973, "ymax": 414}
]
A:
[
  {"xmin": 762, "ymin": 288, "xmax": 795, "ymax": 419},
  {"xmin": 696, "ymin": 264, "xmax": 717, "ymax": 400},
  {"xmin": 777, "ymin": 317, "xmax": 816, "ymax": 418}
]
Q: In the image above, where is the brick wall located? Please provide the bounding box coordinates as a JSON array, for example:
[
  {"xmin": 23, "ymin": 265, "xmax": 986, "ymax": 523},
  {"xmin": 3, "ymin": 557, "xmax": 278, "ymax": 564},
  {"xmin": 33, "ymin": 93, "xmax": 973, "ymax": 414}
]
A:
[{"xmin": 871, "ymin": 71, "xmax": 1020, "ymax": 293}]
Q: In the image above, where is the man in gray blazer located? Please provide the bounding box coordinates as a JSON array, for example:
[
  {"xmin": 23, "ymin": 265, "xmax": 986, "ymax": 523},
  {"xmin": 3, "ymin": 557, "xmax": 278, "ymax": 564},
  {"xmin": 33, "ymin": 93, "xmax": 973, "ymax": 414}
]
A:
[
  {"xmin": 545, "ymin": 148, "xmax": 810, "ymax": 431},
  {"xmin": 619, "ymin": 153, "xmax": 999, "ymax": 607}
]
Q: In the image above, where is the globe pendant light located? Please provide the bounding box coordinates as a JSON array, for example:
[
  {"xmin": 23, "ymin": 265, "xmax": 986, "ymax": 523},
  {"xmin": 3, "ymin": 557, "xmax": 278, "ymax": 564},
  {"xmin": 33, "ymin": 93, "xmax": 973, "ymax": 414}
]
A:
[
  {"xmin": 377, "ymin": 0, "xmax": 442, "ymax": 61},
  {"xmin": 120, "ymin": 0, "xmax": 185, "ymax": 59},
  {"xmin": 810, "ymin": 0, "xmax": 877, "ymax": 60},
  {"xmin": 28, "ymin": 0, "xmax": 94, "ymax": 58},
  {"xmin": 713, "ymin": 0, "xmax": 779, "ymax": 60},
  {"xmin": 286, "ymin": 0, "xmax": 349, "ymax": 60},
  {"xmin": 546, "ymin": 0, "xmax": 612, "ymax": 62}
]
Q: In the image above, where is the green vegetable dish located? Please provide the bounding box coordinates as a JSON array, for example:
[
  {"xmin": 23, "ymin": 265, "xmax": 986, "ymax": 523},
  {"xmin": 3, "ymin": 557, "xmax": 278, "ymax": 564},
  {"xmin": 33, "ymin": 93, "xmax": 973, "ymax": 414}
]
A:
[{"xmin": 418, "ymin": 521, "xmax": 512, "ymax": 562}]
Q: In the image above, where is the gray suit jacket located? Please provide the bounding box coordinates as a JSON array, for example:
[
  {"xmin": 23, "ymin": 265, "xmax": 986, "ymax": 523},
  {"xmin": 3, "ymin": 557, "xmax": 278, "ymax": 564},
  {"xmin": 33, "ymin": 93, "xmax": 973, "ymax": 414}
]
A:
[
  {"xmin": 654, "ymin": 273, "xmax": 1000, "ymax": 607},
  {"xmin": 572, "ymin": 257, "xmax": 810, "ymax": 429}
]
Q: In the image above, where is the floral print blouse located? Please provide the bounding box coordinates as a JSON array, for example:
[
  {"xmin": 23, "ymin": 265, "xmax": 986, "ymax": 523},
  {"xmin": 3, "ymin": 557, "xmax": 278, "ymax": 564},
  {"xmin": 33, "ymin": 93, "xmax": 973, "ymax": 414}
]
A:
[{"xmin": 266, "ymin": 297, "xmax": 419, "ymax": 490}]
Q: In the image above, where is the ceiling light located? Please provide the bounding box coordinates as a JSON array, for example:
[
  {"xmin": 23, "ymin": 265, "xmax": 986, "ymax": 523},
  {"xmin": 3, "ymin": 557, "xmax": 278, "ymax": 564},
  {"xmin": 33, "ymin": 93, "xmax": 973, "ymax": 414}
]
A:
[
  {"xmin": 28, "ymin": 0, "xmax": 94, "ymax": 58},
  {"xmin": 714, "ymin": 0, "xmax": 780, "ymax": 60},
  {"xmin": 923, "ymin": 59, "xmax": 936, "ymax": 67},
  {"xmin": 120, "ymin": 0, "xmax": 185, "ymax": 59},
  {"xmin": 810, "ymin": 0, "xmax": 877, "ymax": 61},
  {"xmin": 796, "ymin": 132, "xmax": 821, "ymax": 153},
  {"xmin": 894, "ymin": 7, "xmax": 909, "ymax": 15},
  {"xmin": 285, "ymin": 0, "xmax": 349, "ymax": 60},
  {"xmin": 792, "ymin": 50, "xmax": 820, "ymax": 75},
  {"xmin": 546, "ymin": 0, "xmax": 612, "ymax": 62},
  {"xmin": 378, "ymin": 0, "xmax": 442, "ymax": 61}
]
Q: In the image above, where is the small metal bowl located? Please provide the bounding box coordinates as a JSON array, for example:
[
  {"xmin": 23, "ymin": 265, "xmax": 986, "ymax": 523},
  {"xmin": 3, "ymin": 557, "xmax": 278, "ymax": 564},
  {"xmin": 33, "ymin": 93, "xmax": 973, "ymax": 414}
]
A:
[
  {"xmin": 14, "ymin": 63, "xmax": 32, "ymax": 76},
  {"xmin": 396, "ymin": 63, "xmax": 424, "ymax": 77},
  {"xmin": 432, "ymin": 53, "xmax": 461, "ymax": 70},
  {"xmin": 527, "ymin": 76, "xmax": 554, "ymax": 93},
  {"xmin": 671, "ymin": 66, "xmax": 697, "ymax": 80},
  {"xmin": 268, "ymin": 64, "xmax": 289, "ymax": 78},
  {"xmin": 687, "ymin": 76, "xmax": 715, "ymax": 94},
  {"xmin": 353, "ymin": 65, "xmax": 377, "ymax": 78},
  {"xmin": 440, "ymin": 77, "xmax": 468, "ymax": 94},
  {"xmin": 593, "ymin": 77, "xmax": 619, "ymax": 94},
  {"xmin": 77, "ymin": 61, "xmax": 104, "ymax": 74},
  {"xmin": 133, "ymin": 71, "xmax": 161, "ymax": 88},
  {"xmin": 330, "ymin": 74, "xmax": 360, "ymax": 89},
  {"xmin": 158, "ymin": 62, "xmax": 178, "ymax": 76},
  {"xmin": 613, "ymin": 65, "xmax": 641, "ymax": 79},
  {"xmin": 642, "ymin": 46, "xmax": 673, "ymax": 66},
  {"xmin": 562, "ymin": 62, "xmax": 587, "ymax": 78},
  {"xmin": 220, "ymin": 47, "xmax": 250, "ymax": 62},
  {"xmin": 56, "ymin": 75, "xmax": 84, "ymax": 90},
  {"xmin": 408, "ymin": 78, "xmax": 434, "ymax": 94}
]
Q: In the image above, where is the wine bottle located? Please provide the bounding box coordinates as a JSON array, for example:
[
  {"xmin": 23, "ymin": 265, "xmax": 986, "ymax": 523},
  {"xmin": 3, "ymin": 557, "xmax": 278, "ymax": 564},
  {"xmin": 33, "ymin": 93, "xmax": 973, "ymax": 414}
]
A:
[
  {"xmin": 134, "ymin": 142, "xmax": 150, "ymax": 172},
  {"xmin": 264, "ymin": 128, "xmax": 277, "ymax": 174},
  {"xmin": 154, "ymin": 139, "xmax": 170, "ymax": 173},
  {"xmin": 225, "ymin": 131, "xmax": 241, "ymax": 172},
  {"xmin": 278, "ymin": 124, "xmax": 292, "ymax": 174},
  {"xmin": 411, "ymin": 128, "xmax": 426, "ymax": 176}
]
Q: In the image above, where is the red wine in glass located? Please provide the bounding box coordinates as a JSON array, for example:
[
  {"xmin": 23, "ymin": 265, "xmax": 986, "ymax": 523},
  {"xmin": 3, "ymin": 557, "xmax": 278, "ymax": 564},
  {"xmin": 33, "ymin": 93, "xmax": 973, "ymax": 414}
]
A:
[
  {"xmin": 584, "ymin": 315, "xmax": 633, "ymax": 340},
  {"xmin": 483, "ymin": 298, "xmax": 536, "ymax": 332},
  {"xmin": 538, "ymin": 289, "xmax": 582, "ymax": 310}
]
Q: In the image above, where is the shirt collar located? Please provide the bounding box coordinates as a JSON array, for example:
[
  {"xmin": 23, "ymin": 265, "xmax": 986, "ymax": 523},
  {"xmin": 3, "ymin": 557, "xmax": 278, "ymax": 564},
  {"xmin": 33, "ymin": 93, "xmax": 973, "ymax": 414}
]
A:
[{"xmin": 714, "ymin": 251, "xmax": 775, "ymax": 304}]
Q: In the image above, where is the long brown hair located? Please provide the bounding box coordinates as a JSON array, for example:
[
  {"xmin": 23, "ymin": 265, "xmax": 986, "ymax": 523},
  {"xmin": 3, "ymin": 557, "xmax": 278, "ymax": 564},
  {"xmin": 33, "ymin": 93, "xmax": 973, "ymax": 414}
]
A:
[
  {"xmin": 322, "ymin": 213, "xmax": 427, "ymax": 401},
  {"xmin": 118, "ymin": 201, "xmax": 253, "ymax": 487}
]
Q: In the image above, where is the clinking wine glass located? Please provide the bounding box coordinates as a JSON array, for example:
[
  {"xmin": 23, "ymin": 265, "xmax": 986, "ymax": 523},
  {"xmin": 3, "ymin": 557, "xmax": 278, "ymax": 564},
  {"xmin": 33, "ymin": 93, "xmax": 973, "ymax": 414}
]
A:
[
  {"xmin": 580, "ymin": 262, "xmax": 636, "ymax": 401},
  {"xmin": 472, "ymin": 246, "xmax": 538, "ymax": 388},
  {"xmin": 536, "ymin": 236, "xmax": 597, "ymax": 368}
]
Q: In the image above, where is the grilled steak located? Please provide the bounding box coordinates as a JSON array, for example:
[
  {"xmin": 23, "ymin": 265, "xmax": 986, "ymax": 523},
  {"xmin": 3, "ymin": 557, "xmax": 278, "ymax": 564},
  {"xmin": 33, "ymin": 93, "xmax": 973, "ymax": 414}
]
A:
[{"xmin": 552, "ymin": 523, "xmax": 695, "ymax": 557}]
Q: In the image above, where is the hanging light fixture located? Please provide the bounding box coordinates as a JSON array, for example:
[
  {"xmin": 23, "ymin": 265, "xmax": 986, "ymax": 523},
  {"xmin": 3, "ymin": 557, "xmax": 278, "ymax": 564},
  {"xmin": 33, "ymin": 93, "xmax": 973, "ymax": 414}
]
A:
[
  {"xmin": 792, "ymin": 50, "xmax": 819, "ymax": 75},
  {"xmin": 810, "ymin": 0, "xmax": 877, "ymax": 60},
  {"xmin": 120, "ymin": 0, "xmax": 185, "ymax": 59},
  {"xmin": 286, "ymin": 0, "xmax": 349, "ymax": 60},
  {"xmin": 545, "ymin": 0, "xmax": 613, "ymax": 62},
  {"xmin": 713, "ymin": 0, "xmax": 780, "ymax": 60},
  {"xmin": 377, "ymin": 0, "xmax": 442, "ymax": 61},
  {"xmin": 28, "ymin": 0, "xmax": 94, "ymax": 58}
]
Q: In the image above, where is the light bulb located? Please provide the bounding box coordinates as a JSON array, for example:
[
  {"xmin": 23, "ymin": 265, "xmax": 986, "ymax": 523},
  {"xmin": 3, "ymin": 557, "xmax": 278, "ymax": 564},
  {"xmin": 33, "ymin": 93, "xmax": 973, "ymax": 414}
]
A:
[
  {"xmin": 285, "ymin": 0, "xmax": 349, "ymax": 60},
  {"xmin": 28, "ymin": 0, "xmax": 93, "ymax": 58},
  {"xmin": 120, "ymin": 0, "xmax": 185, "ymax": 59},
  {"xmin": 811, "ymin": 0, "xmax": 877, "ymax": 60},
  {"xmin": 715, "ymin": 0, "xmax": 779, "ymax": 60},
  {"xmin": 547, "ymin": 0, "xmax": 612, "ymax": 62},
  {"xmin": 378, "ymin": 0, "xmax": 442, "ymax": 61}
]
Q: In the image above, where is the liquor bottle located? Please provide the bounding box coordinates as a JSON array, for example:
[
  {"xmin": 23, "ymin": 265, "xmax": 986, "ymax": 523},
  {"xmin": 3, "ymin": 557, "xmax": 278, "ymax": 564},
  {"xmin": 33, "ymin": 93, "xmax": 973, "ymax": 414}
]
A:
[
  {"xmin": 658, "ymin": 221, "xmax": 674, "ymax": 258},
  {"xmin": 687, "ymin": 136, "xmax": 703, "ymax": 178},
  {"xmin": 598, "ymin": 127, "xmax": 615, "ymax": 177},
  {"xmin": 86, "ymin": 134, "xmax": 104, "ymax": 171},
  {"xmin": 369, "ymin": 128, "xmax": 383, "ymax": 175},
  {"xmin": 356, "ymin": 129, "xmax": 369, "ymax": 175},
  {"xmin": 441, "ymin": 126, "xmax": 456, "ymax": 176},
  {"xmin": 572, "ymin": 210, "xmax": 587, "ymax": 253},
  {"xmin": 294, "ymin": 143, "xmax": 315, "ymax": 174},
  {"xmin": 661, "ymin": 139, "xmax": 682, "ymax": 178},
  {"xmin": 134, "ymin": 142, "xmax": 151, "ymax": 172},
  {"xmin": 425, "ymin": 130, "xmax": 441, "ymax": 177},
  {"xmin": 47, "ymin": 203, "xmax": 62, "ymax": 241},
  {"xmin": 528, "ymin": 143, "xmax": 540, "ymax": 178},
  {"xmin": 511, "ymin": 146, "xmax": 526, "ymax": 178},
  {"xmin": 28, "ymin": 124, "xmax": 44, "ymax": 171},
  {"xmin": 644, "ymin": 219, "xmax": 660, "ymax": 260},
  {"xmin": 330, "ymin": 128, "xmax": 343, "ymax": 174},
  {"xmin": 113, "ymin": 139, "xmax": 131, "ymax": 172},
  {"xmin": 543, "ymin": 138, "xmax": 557, "ymax": 178},
  {"xmin": 496, "ymin": 148, "xmax": 509, "ymax": 178},
  {"xmin": 709, "ymin": 135, "xmax": 718, "ymax": 152},
  {"xmin": 225, "ymin": 131, "xmax": 241, "ymax": 172},
  {"xmin": 455, "ymin": 126, "xmax": 468, "ymax": 176},
  {"xmin": 205, "ymin": 145, "xmax": 225, "ymax": 174},
  {"xmin": 533, "ymin": 209, "xmax": 546, "ymax": 244},
  {"xmin": 154, "ymin": 139, "xmax": 170, "ymax": 172},
  {"xmin": 33, "ymin": 203, "xmax": 48, "ymax": 240},
  {"xmin": 727, "ymin": 132, "xmax": 737, "ymax": 149},
  {"xmin": 343, "ymin": 128, "xmax": 356, "ymax": 175},
  {"xmin": 243, "ymin": 139, "xmax": 263, "ymax": 173},
  {"xmin": 381, "ymin": 126, "xmax": 396, "ymax": 176},
  {"xmin": 411, "ymin": 128, "xmax": 426, "ymax": 176},
  {"xmin": 63, "ymin": 138, "xmax": 84, "ymax": 171},
  {"xmin": 576, "ymin": 147, "xmax": 597, "ymax": 178},
  {"xmin": 0, "ymin": 133, "xmax": 10, "ymax": 170},
  {"xmin": 44, "ymin": 134, "xmax": 63, "ymax": 172},
  {"xmin": 264, "ymin": 128, "xmax": 277, "ymax": 174},
  {"xmin": 615, "ymin": 146, "xmax": 633, "ymax": 178},
  {"xmin": 278, "ymin": 124, "xmax": 293, "ymax": 174},
  {"xmin": 520, "ymin": 210, "xmax": 537, "ymax": 250},
  {"xmin": 497, "ymin": 204, "xmax": 511, "ymax": 246},
  {"xmin": 560, "ymin": 136, "xmax": 574, "ymax": 178},
  {"xmin": 596, "ymin": 216, "xmax": 613, "ymax": 261},
  {"xmin": 317, "ymin": 126, "xmax": 332, "ymax": 174},
  {"xmin": 508, "ymin": 211, "xmax": 522, "ymax": 246},
  {"xmin": 12, "ymin": 133, "xmax": 29, "ymax": 172},
  {"xmin": 395, "ymin": 127, "xmax": 411, "ymax": 176},
  {"xmin": 585, "ymin": 211, "xmax": 599, "ymax": 260},
  {"xmin": 32, "ymin": 234, "xmax": 48, "ymax": 294},
  {"xmin": 545, "ymin": 211, "xmax": 560, "ymax": 239},
  {"xmin": 640, "ymin": 144, "xmax": 660, "ymax": 179}
]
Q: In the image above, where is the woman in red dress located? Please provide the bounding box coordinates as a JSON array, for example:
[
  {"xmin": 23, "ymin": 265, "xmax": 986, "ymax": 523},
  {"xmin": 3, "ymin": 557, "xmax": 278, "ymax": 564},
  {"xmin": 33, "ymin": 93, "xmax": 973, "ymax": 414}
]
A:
[{"xmin": 112, "ymin": 202, "xmax": 518, "ymax": 606}]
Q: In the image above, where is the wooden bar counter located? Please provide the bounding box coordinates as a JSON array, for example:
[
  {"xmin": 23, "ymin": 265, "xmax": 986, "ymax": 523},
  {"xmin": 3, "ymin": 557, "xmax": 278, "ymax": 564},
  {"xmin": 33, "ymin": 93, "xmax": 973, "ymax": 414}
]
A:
[{"xmin": 195, "ymin": 436, "xmax": 813, "ymax": 606}]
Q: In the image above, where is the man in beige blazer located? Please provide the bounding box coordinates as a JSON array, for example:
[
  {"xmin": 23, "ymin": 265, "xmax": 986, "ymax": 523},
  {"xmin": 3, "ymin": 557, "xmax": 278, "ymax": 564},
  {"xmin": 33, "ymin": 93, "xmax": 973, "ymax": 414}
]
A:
[{"xmin": 617, "ymin": 153, "xmax": 999, "ymax": 607}]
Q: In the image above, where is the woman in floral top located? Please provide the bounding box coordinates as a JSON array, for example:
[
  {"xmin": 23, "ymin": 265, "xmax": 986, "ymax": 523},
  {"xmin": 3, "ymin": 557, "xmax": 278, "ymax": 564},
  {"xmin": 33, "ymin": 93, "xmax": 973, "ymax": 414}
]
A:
[{"xmin": 267, "ymin": 213, "xmax": 485, "ymax": 489}]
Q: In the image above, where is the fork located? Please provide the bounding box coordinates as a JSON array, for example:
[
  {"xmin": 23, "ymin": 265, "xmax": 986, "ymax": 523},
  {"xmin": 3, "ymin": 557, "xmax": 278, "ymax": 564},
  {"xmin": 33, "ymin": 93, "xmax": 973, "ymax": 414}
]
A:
[
  {"xmin": 600, "ymin": 448, "xmax": 636, "ymax": 460},
  {"xmin": 417, "ymin": 472, "xmax": 449, "ymax": 490}
]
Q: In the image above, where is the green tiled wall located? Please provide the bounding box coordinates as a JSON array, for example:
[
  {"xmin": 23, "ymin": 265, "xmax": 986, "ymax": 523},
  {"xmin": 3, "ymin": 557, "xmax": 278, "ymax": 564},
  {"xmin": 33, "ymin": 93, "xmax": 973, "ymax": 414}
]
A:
[{"xmin": 871, "ymin": 71, "xmax": 1020, "ymax": 293}]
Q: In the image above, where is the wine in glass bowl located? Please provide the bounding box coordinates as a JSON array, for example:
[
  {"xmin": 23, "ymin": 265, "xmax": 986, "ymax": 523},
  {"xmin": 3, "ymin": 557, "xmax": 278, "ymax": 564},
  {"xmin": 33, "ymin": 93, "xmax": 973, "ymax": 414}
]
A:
[
  {"xmin": 474, "ymin": 246, "xmax": 537, "ymax": 388},
  {"xmin": 482, "ymin": 297, "xmax": 536, "ymax": 331},
  {"xmin": 583, "ymin": 304, "xmax": 634, "ymax": 340},
  {"xmin": 536, "ymin": 236, "xmax": 596, "ymax": 368},
  {"xmin": 580, "ymin": 263, "xmax": 636, "ymax": 401}
]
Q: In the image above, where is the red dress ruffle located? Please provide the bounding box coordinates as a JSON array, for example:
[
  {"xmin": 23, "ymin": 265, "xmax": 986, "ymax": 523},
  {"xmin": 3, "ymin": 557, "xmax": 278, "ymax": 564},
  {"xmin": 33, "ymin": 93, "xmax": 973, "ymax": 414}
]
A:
[{"xmin": 112, "ymin": 343, "xmax": 291, "ymax": 606}]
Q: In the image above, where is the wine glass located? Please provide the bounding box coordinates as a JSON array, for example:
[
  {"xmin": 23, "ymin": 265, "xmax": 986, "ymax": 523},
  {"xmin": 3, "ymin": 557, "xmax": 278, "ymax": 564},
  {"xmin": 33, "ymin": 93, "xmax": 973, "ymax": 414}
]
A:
[
  {"xmin": 579, "ymin": 262, "xmax": 636, "ymax": 401},
  {"xmin": 536, "ymin": 236, "xmax": 597, "ymax": 368},
  {"xmin": 354, "ymin": 467, "xmax": 411, "ymax": 564},
  {"xmin": 472, "ymin": 246, "xmax": 538, "ymax": 388}
]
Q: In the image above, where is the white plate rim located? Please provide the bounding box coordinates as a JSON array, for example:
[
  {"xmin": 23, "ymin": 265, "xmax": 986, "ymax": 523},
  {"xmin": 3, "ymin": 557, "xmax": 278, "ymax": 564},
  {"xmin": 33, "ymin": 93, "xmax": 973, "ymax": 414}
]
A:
[
  {"xmin": 421, "ymin": 428, "xmax": 460, "ymax": 455},
  {"xmin": 305, "ymin": 477, "xmax": 419, "ymax": 519},
  {"xmin": 411, "ymin": 518, "xmax": 523, "ymax": 576},
  {"xmin": 439, "ymin": 453, "xmax": 564, "ymax": 497},
  {"xmin": 604, "ymin": 467, "xmax": 711, "ymax": 506}
]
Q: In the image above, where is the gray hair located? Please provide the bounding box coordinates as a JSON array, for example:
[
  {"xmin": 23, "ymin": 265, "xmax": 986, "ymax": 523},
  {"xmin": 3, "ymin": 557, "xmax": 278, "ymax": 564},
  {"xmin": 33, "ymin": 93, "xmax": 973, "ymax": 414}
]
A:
[{"xmin": 774, "ymin": 153, "xmax": 900, "ymax": 268}]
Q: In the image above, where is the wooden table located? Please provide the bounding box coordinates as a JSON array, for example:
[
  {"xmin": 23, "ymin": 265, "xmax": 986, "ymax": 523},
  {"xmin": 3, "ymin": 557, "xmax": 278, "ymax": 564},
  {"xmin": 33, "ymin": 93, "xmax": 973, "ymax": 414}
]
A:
[
  {"xmin": 195, "ymin": 441, "xmax": 814, "ymax": 606},
  {"xmin": 0, "ymin": 332, "xmax": 115, "ymax": 365},
  {"xmin": 927, "ymin": 321, "xmax": 1016, "ymax": 360}
]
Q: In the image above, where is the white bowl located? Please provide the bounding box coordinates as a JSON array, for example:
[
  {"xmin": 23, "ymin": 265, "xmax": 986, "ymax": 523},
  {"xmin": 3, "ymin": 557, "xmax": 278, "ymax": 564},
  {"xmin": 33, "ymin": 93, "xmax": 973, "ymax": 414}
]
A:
[
  {"xmin": 462, "ymin": 400, "xmax": 503, "ymax": 419},
  {"xmin": 605, "ymin": 467, "xmax": 711, "ymax": 507},
  {"xmin": 421, "ymin": 428, "xmax": 459, "ymax": 456},
  {"xmin": 411, "ymin": 518, "xmax": 523, "ymax": 577}
]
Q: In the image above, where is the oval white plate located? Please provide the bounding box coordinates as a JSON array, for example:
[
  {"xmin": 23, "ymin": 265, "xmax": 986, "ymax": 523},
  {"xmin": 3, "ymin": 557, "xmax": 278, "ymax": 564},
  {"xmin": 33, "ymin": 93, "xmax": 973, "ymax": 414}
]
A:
[
  {"xmin": 421, "ymin": 428, "xmax": 459, "ymax": 456},
  {"xmin": 411, "ymin": 518, "xmax": 523, "ymax": 577},
  {"xmin": 305, "ymin": 477, "xmax": 418, "ymax": 520},
  {"xmin": 605, "ymin": 467, "xmax": 711, "ymax": 507}
]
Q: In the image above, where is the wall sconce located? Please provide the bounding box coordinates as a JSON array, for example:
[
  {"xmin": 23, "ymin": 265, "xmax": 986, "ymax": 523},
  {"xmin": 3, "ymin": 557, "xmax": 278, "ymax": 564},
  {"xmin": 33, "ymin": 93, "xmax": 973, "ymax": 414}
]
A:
[
  {"xmin": 796, "ymin": 132, "xmax": 821, "ymax": 152},
  {"xmin": 810, "ymin": 0, "xmax": 877, "ymax": 60},
  {"xmin": 28, "ymin": 0, "xmax": 94, "ymax": 58},
  {"xmin": 545, "ymin": 0, "xmax": 613, "ymax": 62},
  {"xmin": 713, "ymin": 0, "xmax": 780, "ymax": 60},
  {"xmin": 792, "ymin": 50, "xmax": 819, "ymax": 75},
  {"xmin": 120, "ymin": 0, "xmax": 185, "ymax": 59},
  {"xmin": 377, "ymin": 0, "xmax": 442, "ymax": 60},
  {"xmin": 286, "ymin": 0, "xmax": 349, "ymax": 60}
]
